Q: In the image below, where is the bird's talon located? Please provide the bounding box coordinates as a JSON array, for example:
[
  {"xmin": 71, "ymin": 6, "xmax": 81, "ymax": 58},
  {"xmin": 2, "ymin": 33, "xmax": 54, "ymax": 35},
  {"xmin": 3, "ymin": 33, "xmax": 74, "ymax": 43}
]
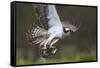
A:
[
  {"xmin": 41, "ymin": 48, "xmax": 48, "ymax": 55},
  {"xmin": 52, "ymin": 48, "xmax": 57, "ymax": 54}
]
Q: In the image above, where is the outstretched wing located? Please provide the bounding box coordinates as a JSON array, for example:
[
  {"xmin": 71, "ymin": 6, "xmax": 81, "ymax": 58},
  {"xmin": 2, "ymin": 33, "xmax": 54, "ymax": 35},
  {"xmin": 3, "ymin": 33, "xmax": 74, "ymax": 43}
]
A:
[
  {"xmin": 33, "ymin": 4, "xmax": 49, "ymax": 30},
  {"xmin": 26, "ymin": 23, "xmax": 48, "ymax": 45},
  {"xmin": 26, "ymin": 4, "xmax": 49, "ymax": 46}
]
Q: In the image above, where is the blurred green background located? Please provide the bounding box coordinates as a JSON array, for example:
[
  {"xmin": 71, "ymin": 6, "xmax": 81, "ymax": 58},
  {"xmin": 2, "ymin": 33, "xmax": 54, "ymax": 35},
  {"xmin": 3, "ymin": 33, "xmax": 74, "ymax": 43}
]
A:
[{"xmin": 15, "ymin": 3, "xmax": 97, "ymax": 65}]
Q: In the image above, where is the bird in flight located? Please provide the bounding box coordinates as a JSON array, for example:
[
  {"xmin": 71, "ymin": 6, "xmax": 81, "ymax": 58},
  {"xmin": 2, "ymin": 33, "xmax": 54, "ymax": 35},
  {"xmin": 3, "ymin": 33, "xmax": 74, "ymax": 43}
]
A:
[{"xmin": 26, "ymin": 4, "xmax": 80, "ymax": 57}]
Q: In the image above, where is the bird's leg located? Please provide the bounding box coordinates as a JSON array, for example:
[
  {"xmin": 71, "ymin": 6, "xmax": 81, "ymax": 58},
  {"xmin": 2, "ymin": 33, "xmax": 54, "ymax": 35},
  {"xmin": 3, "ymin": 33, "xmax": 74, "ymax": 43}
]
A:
[
  {"xmin": 42, "ymin": 35, "xmax": 55, "ymax": 55},
  {"xmin": 42, "ymin": 35, "xmax": 55, "ymax": 49},
  {"xmin": 49, "ymin": 39, "xmax": 59, "ymax": 54},
  {"xmin": 49, "ymin": 39, "xmax": 59, "ymax": 48},
  {"xmin": 40, "ymin": 39, "xmax": 46, "ymax": 48}
]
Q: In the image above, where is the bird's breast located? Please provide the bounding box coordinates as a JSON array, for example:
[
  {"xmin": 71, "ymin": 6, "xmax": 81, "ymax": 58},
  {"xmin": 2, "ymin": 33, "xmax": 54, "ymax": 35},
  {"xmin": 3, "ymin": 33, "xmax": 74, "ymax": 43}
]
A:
[{"xmin": 48, "ymin": 26, "xmax": 63, "ymax": 38}]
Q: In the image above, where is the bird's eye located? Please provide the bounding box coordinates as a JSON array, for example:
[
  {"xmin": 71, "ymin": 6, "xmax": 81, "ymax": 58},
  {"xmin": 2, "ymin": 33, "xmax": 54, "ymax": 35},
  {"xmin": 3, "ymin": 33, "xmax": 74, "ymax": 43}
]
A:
[
  {"xmin": 66, "ymin": 30, "xmax": 71, "ymax": 33},
  {"xmin": 63, "ymin": 28, "xmax": 71, "ymax": 33},
  {"xmin": 65, "ymin": 28, "xmax": 70, "ymax": 31}
]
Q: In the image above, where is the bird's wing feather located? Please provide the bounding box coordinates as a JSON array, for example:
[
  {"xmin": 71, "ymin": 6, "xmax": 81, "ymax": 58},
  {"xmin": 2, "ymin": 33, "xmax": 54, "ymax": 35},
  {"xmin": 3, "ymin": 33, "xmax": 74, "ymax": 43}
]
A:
[
  {"xmin": 26, "ymin": 23, "xmax": 48, "ymax": 45},
  {"xmin": 26, "ymin": 4, "xmax": 49, "ymax": 45},
  {"xmin": 33, "ymin": 4, "xmax": 49, "ymax": 30}
]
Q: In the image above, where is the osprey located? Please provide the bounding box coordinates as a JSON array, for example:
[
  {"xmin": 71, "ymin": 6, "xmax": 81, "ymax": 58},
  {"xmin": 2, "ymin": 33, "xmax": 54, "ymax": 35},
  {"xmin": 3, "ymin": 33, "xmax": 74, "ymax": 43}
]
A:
[{"xmin": 26, "ymin": 4, "xmax": 80, "ymax": 57}]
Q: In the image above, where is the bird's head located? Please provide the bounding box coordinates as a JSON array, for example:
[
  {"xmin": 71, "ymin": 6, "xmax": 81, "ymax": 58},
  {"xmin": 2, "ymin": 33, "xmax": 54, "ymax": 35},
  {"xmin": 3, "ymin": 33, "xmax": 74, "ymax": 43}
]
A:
[{"xmin": 62, "ymin": 18, "xmax": 80, "ymax": 34}]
